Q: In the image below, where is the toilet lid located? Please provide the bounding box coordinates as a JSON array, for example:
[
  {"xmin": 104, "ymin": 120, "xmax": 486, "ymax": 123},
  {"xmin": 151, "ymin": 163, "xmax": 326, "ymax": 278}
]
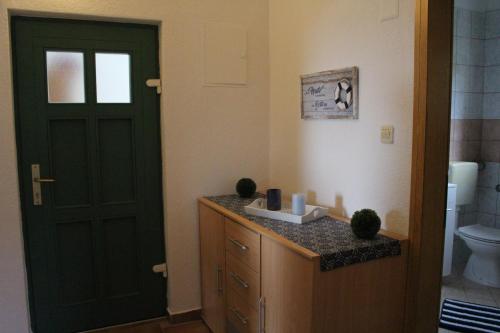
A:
[{"xmin": 458, "ymin": 224, "xmax": 500, "ymax": 243}]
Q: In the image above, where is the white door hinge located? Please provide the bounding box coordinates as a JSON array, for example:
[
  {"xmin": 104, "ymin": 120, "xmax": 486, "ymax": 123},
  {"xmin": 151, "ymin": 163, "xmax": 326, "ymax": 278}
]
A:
[
  {"xmin": 146, "ymin": 79, "xmax": 162, "ymax": 94},
  {"xmin": 152, "ymin": 263, "xmax": 167, "ymax": 278}
]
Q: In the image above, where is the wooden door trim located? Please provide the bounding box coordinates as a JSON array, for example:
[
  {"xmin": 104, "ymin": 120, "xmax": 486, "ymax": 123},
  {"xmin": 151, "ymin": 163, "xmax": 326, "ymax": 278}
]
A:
[{"xmin": 404, "ymin": 0, "xmax": 453, "ymax": 332}]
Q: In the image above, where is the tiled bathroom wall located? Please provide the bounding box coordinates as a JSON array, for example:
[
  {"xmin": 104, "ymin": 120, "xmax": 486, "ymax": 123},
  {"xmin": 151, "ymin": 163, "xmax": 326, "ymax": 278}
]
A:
[
  {"xmin": 476, "ymin": 6, "xmax": 500, "ymax": 230},
  {"xmin": 477, "ymin": 162, "xmax": 500, "ymax": 226},
  {"xmin": 450, "ymin": 6, "xmax": 485, "ymax": 125},
  {"xmin": 450, "ymin": 3, "xmax": 485, "ymax": 162},
  {"xmin": 450, "ymin": 2, "xmax": 500, "ymax": 228},
  {"xmin": 482, "ymin": 7, "xmax": 500, "ymax": 162},
  {"xmin": 450, "ymin": 1, "xmax": 500, "ymax": 269},
  {"xmin": 450, "ymin": 2, "xmax": 500, "ymax": 153}
]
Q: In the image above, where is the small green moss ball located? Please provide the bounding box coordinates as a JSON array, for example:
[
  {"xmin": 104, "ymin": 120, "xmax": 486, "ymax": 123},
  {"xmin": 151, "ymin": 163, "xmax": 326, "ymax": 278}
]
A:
[
  {"xmin": 236, "ymin": 178, "xmax": 257, "ymax": 198},
  {"xmin": 351, "ymin": 209, "xmax": 381, "ymax": 239}
]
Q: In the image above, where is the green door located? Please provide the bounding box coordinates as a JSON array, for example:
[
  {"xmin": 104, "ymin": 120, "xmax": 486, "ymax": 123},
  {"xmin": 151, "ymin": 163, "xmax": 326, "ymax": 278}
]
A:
[{"xmin": 12, "ymin": 17, "xmax": 166, "ymax": 333}]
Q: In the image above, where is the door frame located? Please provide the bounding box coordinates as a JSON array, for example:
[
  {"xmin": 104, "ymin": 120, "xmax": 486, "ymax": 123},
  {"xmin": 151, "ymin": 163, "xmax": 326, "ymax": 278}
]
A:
[
  {"xmin": 10, "ymin": 15, "xmax": 167, "ymax": 332},
  {"xmin": 404, "ymin": 0, "xmax": 453, "ymax": 332}
]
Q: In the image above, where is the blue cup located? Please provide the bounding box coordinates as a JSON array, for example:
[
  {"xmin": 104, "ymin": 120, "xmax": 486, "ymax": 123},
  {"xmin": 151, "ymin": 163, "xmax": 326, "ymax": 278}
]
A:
[
  {"xmin": 266, "ymin": 189, "xmax": 281, "ymax": 211},
  {"xmin": 292, "ymin": 193, "xmax": 306, "ymax": 215}
]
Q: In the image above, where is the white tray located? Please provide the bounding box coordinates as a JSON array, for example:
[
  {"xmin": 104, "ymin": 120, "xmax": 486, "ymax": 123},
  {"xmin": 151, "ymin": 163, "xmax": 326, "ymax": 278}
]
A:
[{"xmin": 244, "ymin": 198, "xmax": 328, "ymax": 224}]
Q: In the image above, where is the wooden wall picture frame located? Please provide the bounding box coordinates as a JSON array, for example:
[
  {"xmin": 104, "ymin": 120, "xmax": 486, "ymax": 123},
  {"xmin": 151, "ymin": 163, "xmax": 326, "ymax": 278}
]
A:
[{"xmin": 301, "ymin": 67, "xmax": 359, "ymax": 120}]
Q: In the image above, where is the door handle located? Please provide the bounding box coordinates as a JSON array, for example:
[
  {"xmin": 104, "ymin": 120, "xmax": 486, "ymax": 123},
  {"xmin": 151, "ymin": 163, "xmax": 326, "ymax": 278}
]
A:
[
  {"xmin": 230, "ymin": 307, "xmax": 248, "ymax": 325},
  {"xmin": 31, "ymin": 164, "xmax": 55, "ymax": 206},
  {"xmin": 229, "ymin": 238, "xmax": 248, "ymax": 251},
  {"xmin": 230, "ymin": 271, "xmax": 249, "ymax": 289},
  {"xmin": 259, "ymin": 297, "xmax": 266, "ymax": 332},
  {"xmin": 216, "ymin": 265, "xmax": 223, "ymax": 295}
]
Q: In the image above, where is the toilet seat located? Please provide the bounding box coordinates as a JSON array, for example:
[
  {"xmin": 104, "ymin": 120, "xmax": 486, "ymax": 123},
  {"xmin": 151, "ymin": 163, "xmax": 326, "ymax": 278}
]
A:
[{"xmin": 458, "ymin": 224, "xmax": 500, "ymax": 244}]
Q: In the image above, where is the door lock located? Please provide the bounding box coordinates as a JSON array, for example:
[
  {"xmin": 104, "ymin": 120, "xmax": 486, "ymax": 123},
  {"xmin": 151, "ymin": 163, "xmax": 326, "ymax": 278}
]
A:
[{"xmin": 31, "ymin": 164, "xmax": 55, "ymax": 206}]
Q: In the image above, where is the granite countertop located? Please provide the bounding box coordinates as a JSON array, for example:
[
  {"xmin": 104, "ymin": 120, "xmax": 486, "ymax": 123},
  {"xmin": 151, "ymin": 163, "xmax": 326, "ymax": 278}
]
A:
[{"xmin": 205, "ymin": 194, "xmax": 402, "ymax": 272}]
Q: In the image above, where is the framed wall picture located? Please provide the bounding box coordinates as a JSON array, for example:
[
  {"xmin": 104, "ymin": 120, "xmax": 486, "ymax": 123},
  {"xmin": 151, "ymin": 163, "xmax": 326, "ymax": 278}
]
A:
[{"xmin": 301, "ymin": 67, "xmax": 359, "ymax": 119}]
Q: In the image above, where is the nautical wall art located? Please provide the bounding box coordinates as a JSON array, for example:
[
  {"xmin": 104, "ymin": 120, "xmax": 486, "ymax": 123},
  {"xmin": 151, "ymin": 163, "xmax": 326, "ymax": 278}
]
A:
[{"xmin": 301, "ymin": 67, "xmax": 359, "ymax": 120}]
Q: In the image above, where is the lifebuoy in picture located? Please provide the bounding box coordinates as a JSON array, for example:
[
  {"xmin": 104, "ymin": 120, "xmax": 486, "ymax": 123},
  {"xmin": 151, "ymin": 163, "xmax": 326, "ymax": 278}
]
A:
[{"xmin": 334, "ymin": 79, "xmax": 353, "ymax": 110}]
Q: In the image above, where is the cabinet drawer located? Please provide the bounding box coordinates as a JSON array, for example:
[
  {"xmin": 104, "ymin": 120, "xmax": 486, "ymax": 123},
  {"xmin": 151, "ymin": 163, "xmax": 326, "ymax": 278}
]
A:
[
  {"xmin": 225, "ymin": 219, "xmax": 260, "ymax": 272},
  {"xmin": 227, "ymin": 252, "xmax": 260, "ymax": 311},
  {"xmin": 227, "ymin": 288, "xmax": 259, "ymax": 333}
]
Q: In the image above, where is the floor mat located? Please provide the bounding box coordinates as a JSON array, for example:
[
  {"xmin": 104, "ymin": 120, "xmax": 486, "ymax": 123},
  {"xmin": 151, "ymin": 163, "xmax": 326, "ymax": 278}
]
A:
[{"xmin": 440, "ymin": 298, "xmax": 500, "ymax": 333}]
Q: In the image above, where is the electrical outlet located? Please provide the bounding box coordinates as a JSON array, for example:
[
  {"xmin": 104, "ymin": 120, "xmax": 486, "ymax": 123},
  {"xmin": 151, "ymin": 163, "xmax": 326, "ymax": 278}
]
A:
[{"xmin": 381, "ymin": 125, "xmax": 394, "ymax": 144}]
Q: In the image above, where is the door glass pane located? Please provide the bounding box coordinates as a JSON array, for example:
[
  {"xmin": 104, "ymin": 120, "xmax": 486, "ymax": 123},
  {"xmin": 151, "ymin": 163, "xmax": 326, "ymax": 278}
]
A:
[
  {"xmin": 46, "ymin": 51, "xmax": 85, "ymax": 103},
  {"xmin": 95, "ymin": 53, "xmax": 131, "ymax": 103}
]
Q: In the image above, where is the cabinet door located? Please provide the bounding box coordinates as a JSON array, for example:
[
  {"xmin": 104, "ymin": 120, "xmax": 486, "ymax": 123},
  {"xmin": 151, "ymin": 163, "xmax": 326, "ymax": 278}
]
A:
[
  {"xmin": 261, "ymin": 237, "xmax": 314, "ymax": 333},
  {"xmin": 199, "ymin": 204, "xmax": 226, "ymax": 333}
]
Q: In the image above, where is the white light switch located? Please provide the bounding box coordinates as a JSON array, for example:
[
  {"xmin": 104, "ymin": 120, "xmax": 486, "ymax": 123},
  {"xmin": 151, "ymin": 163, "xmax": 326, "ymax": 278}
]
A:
[
  {"xmin": 380, "ymin": 0, "xmax": 399, "ymax": 22},
  {"xmin": 381, "ymin": 125, "xmax": 394, "ymax": 144}
]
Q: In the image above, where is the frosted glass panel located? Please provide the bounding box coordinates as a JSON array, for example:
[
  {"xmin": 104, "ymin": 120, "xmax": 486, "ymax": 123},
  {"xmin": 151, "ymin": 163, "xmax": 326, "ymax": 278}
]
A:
[
  {"xmin": 95, "ymin": 53, "xmax": 131, "ymax": 103},
  {"xmin": 46, "ymin": 51, "xmax": 85, "ymax": 103}
]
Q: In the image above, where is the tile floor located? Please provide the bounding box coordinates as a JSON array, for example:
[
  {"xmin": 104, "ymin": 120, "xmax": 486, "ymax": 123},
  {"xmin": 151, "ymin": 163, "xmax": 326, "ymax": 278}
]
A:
[{"xmin": 439, "ymin": 273, "xmax": 500, "ymax": 333}]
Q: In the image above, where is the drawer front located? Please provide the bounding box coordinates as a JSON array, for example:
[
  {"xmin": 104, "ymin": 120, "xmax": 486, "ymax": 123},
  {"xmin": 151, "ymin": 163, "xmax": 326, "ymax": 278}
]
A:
[
  {"xmin": 225, "ymin": 219, "xmax": 260, "ymax": 272},
  {"xmin": 227, "ymin": 288, "xmax": 259, "ymax": 333},
  {"xmin": 226, "ymin": 252, "xmax": 260, "ymax": 311}
]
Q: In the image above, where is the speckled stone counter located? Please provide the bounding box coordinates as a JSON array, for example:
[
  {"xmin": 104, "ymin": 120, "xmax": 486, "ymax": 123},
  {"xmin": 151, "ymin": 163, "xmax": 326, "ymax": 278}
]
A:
[{"xmin": 205, "ymin": 194, "xmax": 402, "ymax": 271}]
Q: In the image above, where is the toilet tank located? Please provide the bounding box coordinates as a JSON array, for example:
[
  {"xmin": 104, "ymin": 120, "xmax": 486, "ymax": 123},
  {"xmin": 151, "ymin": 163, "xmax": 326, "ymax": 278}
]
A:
[{"xmin": 449, "ymin": 161, "xmax": 478, "ymax": 206}]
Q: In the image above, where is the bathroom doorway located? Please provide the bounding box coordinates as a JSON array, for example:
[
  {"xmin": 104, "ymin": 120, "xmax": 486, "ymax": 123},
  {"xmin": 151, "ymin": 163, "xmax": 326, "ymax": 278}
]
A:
[{"xmin": 439, "ymin": 1, "xmax": 500, "ymax": 332}]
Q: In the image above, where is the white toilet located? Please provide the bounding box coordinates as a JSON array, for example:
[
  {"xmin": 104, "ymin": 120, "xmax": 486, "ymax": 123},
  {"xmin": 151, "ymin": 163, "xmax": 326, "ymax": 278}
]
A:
[
  {"xmin": 458, "ymin": 224, "xmax": 500, "ymax": 287},
  {"xmin": 449, "ymin": 161, "xmax": 500, "ymax": 288}
]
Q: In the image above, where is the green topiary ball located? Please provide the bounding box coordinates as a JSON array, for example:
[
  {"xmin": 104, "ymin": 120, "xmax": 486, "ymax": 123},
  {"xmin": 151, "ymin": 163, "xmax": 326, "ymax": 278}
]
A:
[
  {"xmin": 351, "ymin": 209, "xmax": 381, "ymax": 239},
  {"xmin": 236, "ymin": 178, "xmax": 257, "ymax": 198}
]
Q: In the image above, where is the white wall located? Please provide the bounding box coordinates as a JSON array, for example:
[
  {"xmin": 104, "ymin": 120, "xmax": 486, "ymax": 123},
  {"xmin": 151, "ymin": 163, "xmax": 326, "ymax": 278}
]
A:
[
  {"xmin": 0, "ymin": 1, "xmax": 269, "ymax": 332},
  {"xmin": 268, "ymin": 0, "xmax": 414, "ymax": 235}
]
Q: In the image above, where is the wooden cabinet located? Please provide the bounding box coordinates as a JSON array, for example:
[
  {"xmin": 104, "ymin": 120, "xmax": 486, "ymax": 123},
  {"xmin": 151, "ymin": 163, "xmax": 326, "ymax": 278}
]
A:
[
  {"xmin": 260, "ymin": 236, "xmax": 408, "ymax": 333},
  {"xmin": 199, "ymin": 200, "xmax": 408, "ymax": 333},
  {"xmin": 224, "ymin": 218, "xmax": 262, "ymax": 332},
  {"xmin": 199, "ymin": 204, "xmax": 226, "ymax": 333},
  {"xmin": 226, "ymin": 253, "xmax": 260, "ymax": 311},
  {"xmin": 227, "ymin": 288, "xmax": 259, "ymax": 333},
  {"xmin": 225, "ymin": 218, "xmax": 261, "ymax": 273},
  {"xmin": 261, "ymin": 236, "xmax": 314, "ymax": 333}
]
